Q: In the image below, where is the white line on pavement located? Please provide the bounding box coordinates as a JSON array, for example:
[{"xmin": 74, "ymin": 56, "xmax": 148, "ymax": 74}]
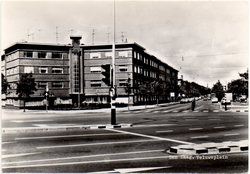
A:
[
  {"xmin": 214, "ymin": 126, "xmax": 226, "ymax": 129},
  {"xmin": 213, "ymin": 110, "xmax": 219, "ymax": 112},
  {"xmin": 15, "ymin": 133, "xmax": 125, "ymax": 140},
  {"xmin": 2, "ymin": 141, "xmax": 15, "ymax": 145},
  {"xmin": 3, "ymin": 149, "xmax": 164, "ymax": 165},
  {"xmin": 36, "ymin": 139, "xmax": 160, "ymax": 149},
  {"xmin": 2, "ymin": 156, "xmax": 173, "ymax": 169},
  {"xmin": 203, "ymin": 110, "xmax": 209, "ymax": 112},
  {"xmin": 12, "ymin": 120, "xmax": 52, "ymax": 123},
  {"xmin": 209, "ymin": 119, "xmax": 221, "ymax": 121},
  {"xmin": 191, "ymin": 136, "xmax": 209, "ymax": 139},
  {"xmin": 224, "ymin": 133, "xmax": 240, "ymax": 136},
  {"xmin": 135, "ymin": 124, "xmax": 176, "ymax": 128},
  {"xmin": 156, "ymin": 130, "xmax": 173, "ymax": 133},
  {"xmin": 108, "ymin": 129, "xmax": 193, "ymax": 145},
  {"xmin": 2, "ymin": 152, "xmax": 41, "ymax": 159},
  {"xmin": 234, "ymin": 125, "xmax": 244, "ymax": 127},
  {"xmin": 188, "ymin": 128, "xmax": 203, "ymax": 131}
]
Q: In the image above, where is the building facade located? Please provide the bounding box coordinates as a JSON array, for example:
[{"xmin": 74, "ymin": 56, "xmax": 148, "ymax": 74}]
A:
[{"xmin": 1, "ymin": 37, "xmax": 178, "ymax": 108}]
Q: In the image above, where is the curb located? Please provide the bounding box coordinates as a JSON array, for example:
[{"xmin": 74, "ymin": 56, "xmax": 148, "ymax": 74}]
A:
[
  {"xmin": 2, "ymin": 123, "xmax": 133, "ymax": 134},
  {"xmin": 166, "ymin": 140, "xmax": 248, "ymax": 155}
]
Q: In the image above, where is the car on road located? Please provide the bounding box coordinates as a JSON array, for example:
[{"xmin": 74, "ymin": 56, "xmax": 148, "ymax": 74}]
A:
[
  {"xmin": 211, "ymin": 97, "xmax": 218, "ymax": 103},
  {"xmin": 221, "ymin": 97, "xmax": 231, "ymax": 105}
]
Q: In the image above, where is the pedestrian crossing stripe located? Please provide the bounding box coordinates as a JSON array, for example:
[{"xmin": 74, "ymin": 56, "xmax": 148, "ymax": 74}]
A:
[{"xmin": 122, "ymin": 110, "xmax": 248, "ymax": 113}]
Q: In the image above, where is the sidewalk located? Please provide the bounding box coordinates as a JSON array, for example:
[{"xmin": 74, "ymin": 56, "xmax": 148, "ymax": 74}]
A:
[{"xmin": 1, "ymin": 102, "xmax": 179, "ymax": 119}]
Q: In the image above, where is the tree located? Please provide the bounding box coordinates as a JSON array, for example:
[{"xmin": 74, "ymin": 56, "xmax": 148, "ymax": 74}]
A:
[
  {"xmin": 2, "ymin": 74, "xmax": 10, "ymax": 95},
  {"xmin": 228, "ymin": 79, "xmax": 248, "ymax": 97},
  {"xmin": 16, "ymin": 73, "xmax": 37, "ymax": 112},
  {"xmin": 211, "ymin": 80, "xmax": 224, "ymax": 101},
  {"xmin": 239, "ymin": 70, "xmax": 248, "ymax": 80},
  {"xmin": 150, "ymin": 79, "xmax": 164, "ymax": 105},
  {"xmin": 136, "ymin": 81, "xmax": 151, "ymax": 108}
]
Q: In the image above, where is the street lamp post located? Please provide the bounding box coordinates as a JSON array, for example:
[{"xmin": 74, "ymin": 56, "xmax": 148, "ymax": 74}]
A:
[{"xmin": 111, "ymin": 0, "xmax": 116, "ymax": 125}]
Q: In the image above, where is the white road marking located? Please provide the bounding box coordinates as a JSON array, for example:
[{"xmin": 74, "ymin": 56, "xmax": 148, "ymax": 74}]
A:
[
  {"xmin": 214, "ymin": 126, "xmax": 226, "ymax": 129},
  {"xmin": 2, "ymin": 156, "xmax": 174, "ymax": 169},
  {"xmin": 2, "ymin": 141, "xmax": 15, "ymax": 145},
  {"xmin": 203, "ymin": 110, "xmax": 209, "ymax": 112},
  {"xmin": 114, "ymin": 166, "xmax": 172, "ymax": 173},
  {"xmin": 224, "ymin": 133, "xmax": 240, "ymax": 136},
  {"xmin": 234, "ymin": 125, "xmax": 244, "ymax": 127},
  {"xmin": 15, "ymin": 133, "xmax": 125, "ymax": 140},
  {"xmin": 135, "ymin": 124, "xmax": 176, "ymax": 128},
  {"xmin": 173, "ymin": 111, "xmax": 179, "ymax": 113},
  {"xmin": 163, "ymin": 111, "xmax": 170, "ymax": 113},
  {"xmin": 2, "ymin": 152, "xmax": 41, "ymax": 159},
  {"xmin": 156, "ymin": 130, "xmax": 173, "ymax": 133},
  {"xmin": 3, "ymin": 149, "xmax": 164, "ymax": 165},
  {"xmin": 36, "ymin": 139, "xmax": 160, "ymax": 149},
  {"xmin": 209, "ymin": 118, "xmax": 221, "ymax": 121},
  {"xmin": 193, "ymin": 111, "xmax": 199, "ymax": 112},
  {"xmin": 191, "ymin": 136, "xmax": 209, "ymax": 139},
  {"xmin": 108, "ymin": 128, "xmax": 193, "ymax": 145},
  {"xmin": 12, "ymin": 119, "xmax": 52, "ymax": 123},
  {"xmin": 182, "ymin": 110, "xmax": 189, "ymax": 113},
  {"xmin": 33, "ymin": 124, "xmax": 77, "ymax": 127},
  {"xmin": 213, "ymin": 110, "xmax": 219, "ymax": 112},
  {"xmin": 189, "ymin": 128, "xmax": 203, "ymax": 131}
]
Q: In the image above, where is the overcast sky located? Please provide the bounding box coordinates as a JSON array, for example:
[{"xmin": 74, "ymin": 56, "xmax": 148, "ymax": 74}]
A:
[{"xmin": 1, "ymin": 0, "xmax": 248, "ymax": 88}]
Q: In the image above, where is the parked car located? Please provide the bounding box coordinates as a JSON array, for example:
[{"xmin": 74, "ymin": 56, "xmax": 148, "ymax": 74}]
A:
[
  {"xmin": 221, "ymin": 97, "xmax": 231, "ymax": 105},
  {"xmin": 211, "ymin": 97, "xmax": 218, "ymax": 103},
  {"xmin": 180, "ymin": 98, "xmax": 188, "ymax": 103}
]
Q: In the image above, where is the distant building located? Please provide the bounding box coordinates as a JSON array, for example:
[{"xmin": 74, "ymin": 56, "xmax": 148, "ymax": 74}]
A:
[{"xmin": 1, "ymin": 37, "xmax": 178, "ymax": 108}]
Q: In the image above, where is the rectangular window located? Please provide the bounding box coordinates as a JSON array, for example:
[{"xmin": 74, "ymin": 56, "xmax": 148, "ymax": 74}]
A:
[
  {"xmin": 119, "ymin": 65, "xmax": 128, "ymax": 72},
  {"xmin": 52, "ymin": 68, "xmax": 63, "ymax": 74},
  {"xmin": 38, "ymin": 52, "xmax": 47, "ymax": 58},
  {"xmin": 37, "ymin": 82, "xmax": 48, "ymax": 89},
  {"xmin": 90, "ymin": 52, "xmax": 101, "ymax": 59},
  {"xmin": 52, "ymin": 82, "xmax": 63, "ymax": 88},
  {"xmin": 119, "ymin": 79, "xmax": 128, "ymax": 87},
  {"xmin": 62, "ymin": 53, "xmax": 68, "ymax": 59},
  {"xmin": 52, "ymin": 52, "xmax": 62, "ymax": 59},
  {"xmin": 90, "ymin": 67, "xmax": 102, "ymax": 73},
  {"xmin": 105, "ymin": 52, "xmax": 112, "ymax": 58},
  {"xmin": 118, "ymin": 51, "xmax": 129, "ymax": 57},
  {"xmin": 24, "ymin": 51, "xmax": 33, "ymax": 58},
  {"xmin": 24, "ymin": 66, "xmax": 34, "ymax": 73},
  {"xmin": 90, "ymin": 80, "xmax": 102, "ymax": 87},
  {"xmin": 39, "ymin": 67, "xmax": 48, "ymax": 74}
]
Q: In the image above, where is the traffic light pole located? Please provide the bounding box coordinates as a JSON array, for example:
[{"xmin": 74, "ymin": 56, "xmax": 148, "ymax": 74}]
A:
[{"xmin": 111, "ymin": 0, "xmax": 116, "ymax": 125}]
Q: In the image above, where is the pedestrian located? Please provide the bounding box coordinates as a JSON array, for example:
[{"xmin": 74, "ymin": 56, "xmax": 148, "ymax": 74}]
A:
[{"xmin": 191, "ymin": 98, "xmax": 196, "ymax": 111}]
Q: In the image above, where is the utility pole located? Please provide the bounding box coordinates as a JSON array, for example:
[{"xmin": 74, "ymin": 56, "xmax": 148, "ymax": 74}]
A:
[
  {"xmin": 107, "ymin": 32, "xmax": 110, "ymax": 44},
  {"xmin": 56, "ymin": 26, "xmax": 59, "ymax": 44},
  {"xmin": 111, "ymin": 0, "xmax": 117, "ymax": 125},
  {"xmin": 92, "ymin": 29, "xmax": 95, "ymax": 45},
  {"xmin": 121, "ymin": 32, "xmax": 125, "ymax": 43},
  {"xmin": 27, "ymin": 30, "xmax": 32, "ymax": 41}
]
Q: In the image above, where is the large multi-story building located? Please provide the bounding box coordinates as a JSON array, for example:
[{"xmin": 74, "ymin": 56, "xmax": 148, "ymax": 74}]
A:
[{"xmin": 1, "ymin": 36, "xmax": 178, "ymax": 108}]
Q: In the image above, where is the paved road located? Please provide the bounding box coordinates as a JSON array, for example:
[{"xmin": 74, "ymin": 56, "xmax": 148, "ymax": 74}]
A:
[{"xmin": 2, "ymin": 100, "xmax": 248, "ymax": 173}]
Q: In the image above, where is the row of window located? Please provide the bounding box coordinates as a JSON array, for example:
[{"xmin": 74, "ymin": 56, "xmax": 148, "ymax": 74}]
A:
[
  {"xmin": 6, "ymin": 66, "xmax": 65, "ymax": 75},
  {"xmin": 5, "ymin": 51, "xmax": 68, "ymax": 62},
  {"xmin": 90, "ymin": 80, "xmax": 128, "ymax": 87},
  {"xmin": 37, "ymin": 82, "xmax": 64, "ymax": 89},
  {"xmin": 134, "ymin": 66, "xmax": 157, "ymax": 78},
  {"xmin": 89, "ymin": 65, "xmax": 128, "ymax": 73},
  {"xmin": 134, "ymin": 51, "xmax": 158, "ymax": 68},
  {"xmin": 88, "ymin": 50, "xmax": 132, "ymax": 59}
]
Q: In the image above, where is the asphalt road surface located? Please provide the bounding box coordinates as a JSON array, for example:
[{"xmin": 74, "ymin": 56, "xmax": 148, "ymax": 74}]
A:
[{"xmin": 2, "ymin": 100, "xmax": 248, "ymax": 173}]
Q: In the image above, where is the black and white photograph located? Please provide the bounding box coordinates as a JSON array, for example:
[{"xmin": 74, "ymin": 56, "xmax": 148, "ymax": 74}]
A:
[{"xmin": 1, "ymin": 0, "xmax": 248, "ymax": 173}]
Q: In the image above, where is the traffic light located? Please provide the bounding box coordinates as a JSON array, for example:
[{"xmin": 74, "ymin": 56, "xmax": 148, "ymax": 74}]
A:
[{"xmin": 101, "ymin": 64, "xmax": 111, "ymax": 86}]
